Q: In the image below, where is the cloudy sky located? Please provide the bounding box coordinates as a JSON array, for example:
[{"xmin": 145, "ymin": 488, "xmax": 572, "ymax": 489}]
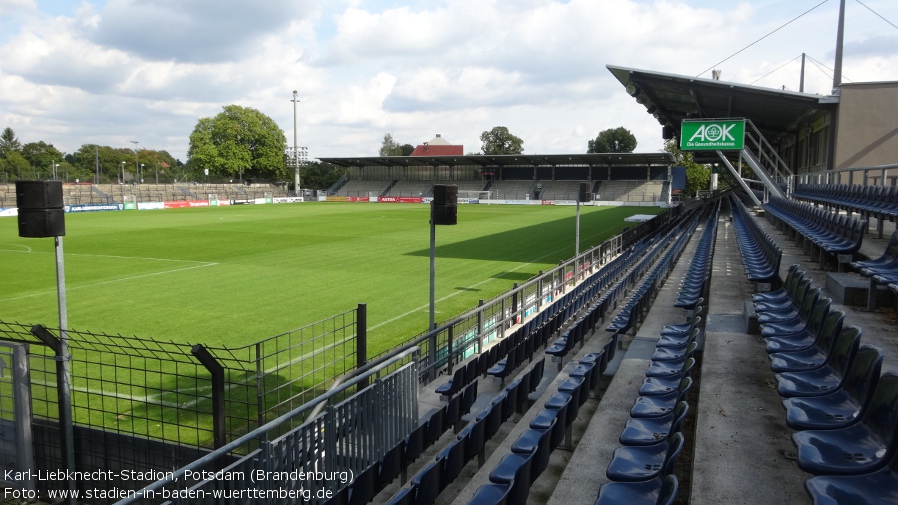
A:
[{"xmin": 1, "ymin": 0, "xmax": 897, "ymax": 162}]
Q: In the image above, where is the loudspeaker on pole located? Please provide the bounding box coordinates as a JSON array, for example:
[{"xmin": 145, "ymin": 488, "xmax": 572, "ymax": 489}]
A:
[
  {"xmin": 432, "ymin": 184, "xmax": 458, "ymax": 225},
  {"xmin": 16, "ymin": 181, "xmax": 66, "ymax": 238}
]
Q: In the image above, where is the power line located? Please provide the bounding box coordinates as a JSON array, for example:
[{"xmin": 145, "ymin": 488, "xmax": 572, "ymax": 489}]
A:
[
  {"xmin": 697, "ymin": 0, "xmax": 830, "ymax": 78},
  {"xmin": 855, "ymin": 0, "xmax": 898, "ymax": 31},
  {"xmin": 749, "ymin": 54, "xmax": 803, "ymax": 85}
]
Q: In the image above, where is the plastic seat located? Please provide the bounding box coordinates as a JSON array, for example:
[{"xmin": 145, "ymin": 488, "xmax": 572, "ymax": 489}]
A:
[
  {"xmin": 487, "ymin": 450, "xmax": 535, "ymax": 505},
  {"xmin": 763, "ymin": 294, "xmax": 832, "ymax": 353},
  {"xmin": 436, "ymin": 437, "xmax": 466, "ymax": 491},
  {"xmin": 752, "ymin": 264, "xmax": 802, "ymax": 304},
  {"xmin": 639, "ymin": 359, "xmax": 695, "ymax": 396},
  {"xmin": 792, "ymin": 372, "xmax": 898, "ymax": 475},
  {"xmin": 646, "ymin": 343, "xmax": 697, "ymax": 378},
  {"xmin": 348, "ymin": 462, "xmax": 378, "ymax": 505},
  {"xmin": 758, "ymin": 286, "xmax": 820, "ymax": 329},
  {"xmin": 376, "ymin": 441, "xmax": 404, "ymax": 492},
  {"xmin": 783, "ymin": 345, "xmax": 883, "ymax": 430},
  {"xmin": 384, "ymin": 486, "xmax": 413, "ymax": 505},
  {"xmin": 754, "ymin": 278, "xmax": 812, "ymax": 315},
  {"xmin": 619, "ymin": 401, "xmax": 688, "ymax": 446},
  {"xmin": 651, "ymin": 330, "xmax": 699, "ymax": 361},
  {"xmin": 804, "ymin": 441, "xmax": 898, "ymax": 505},
  {"xmin": 631, "ymin": 377, "xmax": 693, "ymax": 418},
  {"xmin": 435, "ymin": 366, "xmax": 464, "ymax": 396},
  {"xmin": 606, "ymin": 432, "xmax": 685, "ymax": 482},
  {"xmin": 768, "ymin": 312, "xmax": 846, "ymax": 373},
  {"xmin": 511, "ymin": 425, "xmax": 554, "ymax": 481},
  {"xmin": 595, "ymin": 473, "xmax": 679, "ymax": 505},
  {"xmin": 775, "ymin": 326, "xmax": 861, "ymax": 397},
  {"xmin": 410, "ymin": 460, "xmax": 442, "ymax": 505},
  {"xmin": 457, "ymin": 415, "xmax": 487, "ymax": 466}
]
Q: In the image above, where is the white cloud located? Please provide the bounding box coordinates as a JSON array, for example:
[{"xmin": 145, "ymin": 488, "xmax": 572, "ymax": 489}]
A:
[{"xmin": 0, "ymin": 0, "xmax": 896, "ymax": 161}]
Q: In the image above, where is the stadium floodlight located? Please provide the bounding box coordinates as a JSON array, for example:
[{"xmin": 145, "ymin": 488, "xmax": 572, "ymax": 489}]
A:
[{"xmin": 292, "ymin": 91, "xmax": 301, "ymax": 198}]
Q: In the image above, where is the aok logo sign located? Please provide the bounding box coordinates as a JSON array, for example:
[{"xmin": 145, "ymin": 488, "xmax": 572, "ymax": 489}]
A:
[{"xmin": 680, "ymin": 119, "xmax": 745, "ymax": 151}]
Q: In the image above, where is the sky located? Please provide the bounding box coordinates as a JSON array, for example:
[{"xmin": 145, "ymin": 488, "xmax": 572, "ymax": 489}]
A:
[{"xmin": 1, "ymin": 0, "xmax": 897, "ymax": 163}]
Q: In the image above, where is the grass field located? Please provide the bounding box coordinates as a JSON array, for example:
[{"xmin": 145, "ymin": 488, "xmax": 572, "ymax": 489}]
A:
[{"xmin": 0, "ymin": 202, "xmax": 660, "ymax": 356}]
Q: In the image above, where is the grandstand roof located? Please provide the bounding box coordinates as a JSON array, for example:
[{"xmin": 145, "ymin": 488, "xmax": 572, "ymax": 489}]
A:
[
  {"xmin": 606, "ymin": 64, "xmax": 834, "ymax": 142},
  {"xmin": 317, "ymin": 152, "xmax": 674, "ymax": 169}
]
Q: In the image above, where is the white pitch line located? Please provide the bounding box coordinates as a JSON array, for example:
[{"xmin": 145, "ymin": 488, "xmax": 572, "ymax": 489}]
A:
[{"xmin": 0, "ymin": 262, "xmax": 218, "ymax": 302}]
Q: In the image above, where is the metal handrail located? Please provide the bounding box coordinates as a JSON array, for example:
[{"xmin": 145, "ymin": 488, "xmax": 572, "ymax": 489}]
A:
[{"xmin": 114, "ymin": 345, "xmax": 420, "ymax": 505}]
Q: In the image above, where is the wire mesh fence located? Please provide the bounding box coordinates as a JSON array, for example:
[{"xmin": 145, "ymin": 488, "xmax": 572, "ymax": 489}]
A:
[{"xmin": 0, "ymin": 306, "xmax": 361, "ymax": 500}]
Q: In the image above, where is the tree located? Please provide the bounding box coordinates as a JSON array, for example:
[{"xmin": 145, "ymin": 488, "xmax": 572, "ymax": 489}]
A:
[
  {"xmin": 480, "ymin": 126, "xmax": 524, "ymax": 155},
  {"xmin": 302, "ymin": 161, "xmax": 346, "ymax": 190},
  {"xmin": 663, "ymin": 138, "xmax": 710, "ymax": 199},
  {"xmin": 187, "ymin": 105, "xmax": 288, "ymax": 180},
  {"xmin": 0, "ymin": 127, "xmax": 21, "ymax": 157},
  {"xmin": 21, "ymin": 141, "xmax": 64, "ymax": 177},
  {"xmin": 1, "ymin": 151, "xmax": 32, "ymax": 179},
  {"xmin": 378, "ymin": 133, "xmax": 415, "ymax": 156},
  {"xmin": 587, "ymin": 127, "xmax": 637, "ymax": 153}
]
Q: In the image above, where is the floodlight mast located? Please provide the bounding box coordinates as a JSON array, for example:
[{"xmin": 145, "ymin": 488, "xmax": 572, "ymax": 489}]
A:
[{"xmin": 292, "ymin": 91, "xmax": 301, "ymax": 198}]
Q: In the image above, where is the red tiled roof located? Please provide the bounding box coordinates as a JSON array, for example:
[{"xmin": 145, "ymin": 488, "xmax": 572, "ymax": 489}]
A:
[{"xmin": 410, "ymin": 144, "xmax": 464, "ymax": 156}]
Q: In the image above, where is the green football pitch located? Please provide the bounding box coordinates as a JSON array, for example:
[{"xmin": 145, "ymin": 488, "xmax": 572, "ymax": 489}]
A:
[{"xmin": 0, "ymin": 202, "xmax": 659, "ymax": 355}]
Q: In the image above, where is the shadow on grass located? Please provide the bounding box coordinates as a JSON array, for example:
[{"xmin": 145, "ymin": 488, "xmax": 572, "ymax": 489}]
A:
[{"xmin": 406, "ymin": 207, "xmax": 660, "ymax": 262}]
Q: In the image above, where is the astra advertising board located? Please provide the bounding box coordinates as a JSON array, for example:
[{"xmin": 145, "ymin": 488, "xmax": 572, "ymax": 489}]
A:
[{"xmin": 680, "ymin": 119, "xmax": 745, "ymax": 151}]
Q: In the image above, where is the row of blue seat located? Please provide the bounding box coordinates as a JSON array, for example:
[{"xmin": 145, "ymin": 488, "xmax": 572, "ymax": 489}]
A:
[
  {"xmin": 764, "ymin": 196, "xmax": 866, "ymax": 269},
  {"xmin": 673, "ymin": 203, "xmax": 720, "ymax": 309},
  {"xmin": 793, "ymin": 183, "xmax": 898, "ymax": 224},
  {"xmin": 593, "ymin": 306, "xmax": 704, "ymax": 505},
  {"xmin": 603, "ymin": 213, "xmax": 705, "ymax": 335},
  {"xmin": 849, "ymin": 229, "xmax": 898, "ymax": 309},
  {"xmin": 382, "ymin": 358, "xmax": 547, "ymax": 505},
  {"xmin": 752, "ymin": 273, "xmax": 898, "ymax": 504},
  {"xmin": 324, "ymin": 378, "xmax": 480, "ymax": 505},
  {"xmin": 466, "ymin": 338, "xmax": 618, "ymax": 505},
  {"xmin": 730, "ymin": 195, "xmax": 782, "ymax": 285}
]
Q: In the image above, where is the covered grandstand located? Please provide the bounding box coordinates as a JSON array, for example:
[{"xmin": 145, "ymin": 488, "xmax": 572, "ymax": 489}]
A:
[{"xmin": 319, "ymin": 152, "xmax": 678, "ymax": 204}]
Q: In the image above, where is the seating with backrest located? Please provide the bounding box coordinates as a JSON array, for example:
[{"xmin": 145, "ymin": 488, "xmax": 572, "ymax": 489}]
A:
[
  {"xmin": 594, "ymin": 472, "xmax": 679, "ymax": 505},
  {"xmin": 457, "ymin": 414, "xmax": 487, "ymax": 467},
  {"xmin": 646, "ymin": 342, "xmax": 697, "ymax": 378},
  {"xmin": 619, "ymin": 401, "xmax": 689, "ymax": 447},
  {"xmin": 485, "ymin": 449, "xmax": 535, "ymax": 505},
  {"xmin": 436, "ymin": 437, "xmax": 466, "ymax": 491},
  {"xmin": 435, "ymin": 366, "xmax": 465, "ymax": 397},
  {"xmin": 348, "ymin": 462, "xmax": 378, "ymax": 505},
  {"xmin": 792, "ymin": 372, "xmax": 898, "ymax": 475},
  {"xmin": 377, "ymin": 441, "xmax": 404, "ymax": 493},
  {"xmin": 768, "ymin": 314, "xmax": 848, "ymax": 373},
  {"xmin": 631, "ymin": 377, "xmax": 693, "ymax": 419},
  {"xmin": 758, "ymin": 285, "xmax": 820, "ymax": 326},
  {"xmin": 783, "ymin": 345, "xmax": 883, "ymax": 430},
  {"xmin": 754, "ymin": 278, "xmax": 812, "ymax": 315},
  {"xmin": 401, "ymin": 423, "xmax": 426, "ymax": 482},
  {"xmin": 775, "ymin": 326, "xmax": 862, "ymax": 397},
  {"xmin": 804, "ymin": 434, "xmax": 898, "ymax": 505},
  {"xmin": 383, "ymin": 486, "xmax": 413, "ymax": 505},
  {"xmin": 763, "ymin": 296, "xmax": 832, "ymax": 353},
  {"xmin": 753, "ymin": 265, "xmax": 803, "ymax": 304},
  {"xmin": 410, "ymin": 460, "xmax": 442, "ymax": 505},
  {"xmin": 606, "ymin": 432, "xmax": 685, "ymax": 482},
  {"xmin": 639, "ymin": 358, "xmax": 696, "ymax": 396}
]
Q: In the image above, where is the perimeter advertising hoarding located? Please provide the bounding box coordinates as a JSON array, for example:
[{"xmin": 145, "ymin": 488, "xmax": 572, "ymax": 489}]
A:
[{"xmin": 680, "ymin": 119, "xmax": 745, "ymax": 151}]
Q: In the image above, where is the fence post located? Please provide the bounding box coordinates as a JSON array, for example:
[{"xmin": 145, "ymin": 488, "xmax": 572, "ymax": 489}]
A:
[
  {"xmin": 191, "ymin": 344, "xmax": 226, "ymax": 449},
  {"xmin": 30, "ymin": 324, "xmax": 76, "ymax": 505},
  {"xmin": 357, "ymin": 303, "xmax": 368, "ymax": 389}
]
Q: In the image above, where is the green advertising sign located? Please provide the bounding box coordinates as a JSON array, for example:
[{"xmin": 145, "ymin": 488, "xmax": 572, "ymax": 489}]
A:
[{"xmin": 680, "ymin": 119, "xmax": 745, "ymax": 151}]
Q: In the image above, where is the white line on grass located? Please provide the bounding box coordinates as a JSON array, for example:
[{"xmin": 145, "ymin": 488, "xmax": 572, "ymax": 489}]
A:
[
  {"xmin": 0, "ymin": 262, "xmax": 218, "ymax": 303},
  {"xmin": 0, "ymin": 244, "xmax": 33, "ymax": 253}
]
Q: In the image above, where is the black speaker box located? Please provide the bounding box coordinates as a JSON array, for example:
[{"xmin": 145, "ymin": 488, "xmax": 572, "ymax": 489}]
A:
[
  {"xmin": 579, "ymin": 182, "xmax": 591, "ymax": 203},
  {"xmin": 433, "ymin": 184, "xmax": 458, "ymax": 206},
  {"xmin": 16, "ymin": 181, "xmax": 66, "ymax": 237},
  {"xmin": 16, "ymin": 181, "xmax": 64, "ymax": 210},
  {"xmin": 18, "ymin": 209, "xmax": 66, "ymax": 238},
  {"xmin": 433, "ymin": 204, "xmax": 458, "ymax": 226}
]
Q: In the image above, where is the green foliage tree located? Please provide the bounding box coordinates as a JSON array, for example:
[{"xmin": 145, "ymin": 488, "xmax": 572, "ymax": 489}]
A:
[
  {"xmin": 187, "ymin": 105, "xmax": 287, "ymax": 180},
  {"xmin": 1, "ymin": 151, "xmax": 32, "ymax": 180},
  {"xmin": 378, "ymin": 133, "xmax": 415, "ymax": 156},
  {"xmin": 587, "ymin": 127, "xmax": 637, "ymax": 153},
  {"xmin": 480, "ymin": 126, "xmax": 524, "ymax": 155},
  {"xmin": 663, "ymin": 138, "xmax": 710, "ymax": 199},
  {"xmin": 1, "ymin": 127, "xmax": 22, "ymax": 157},
  {"xmin": 302, "ymin": 161, "xmax": 346, "ymax": 190},
  {"xmin": 21, "ymin": 141, "xmax": 64, "ymax": 178}
]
